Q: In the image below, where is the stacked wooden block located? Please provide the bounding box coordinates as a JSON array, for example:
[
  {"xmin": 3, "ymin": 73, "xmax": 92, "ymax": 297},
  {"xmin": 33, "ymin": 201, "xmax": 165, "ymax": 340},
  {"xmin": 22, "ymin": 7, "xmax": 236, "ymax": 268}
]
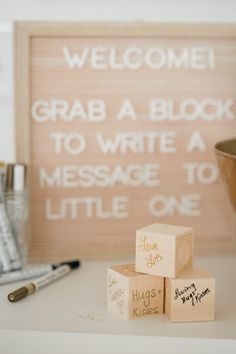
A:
[{"xmin": 107, "ymin": 223, "xmax": 215, "ymax": 322}]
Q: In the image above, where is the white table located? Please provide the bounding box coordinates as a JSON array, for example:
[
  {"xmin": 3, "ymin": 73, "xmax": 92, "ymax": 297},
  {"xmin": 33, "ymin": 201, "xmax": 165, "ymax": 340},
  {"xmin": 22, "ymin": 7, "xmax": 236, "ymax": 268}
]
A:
[{"xmin": 0, "ymin": 255, "xmax": 236, "ymax": 353}]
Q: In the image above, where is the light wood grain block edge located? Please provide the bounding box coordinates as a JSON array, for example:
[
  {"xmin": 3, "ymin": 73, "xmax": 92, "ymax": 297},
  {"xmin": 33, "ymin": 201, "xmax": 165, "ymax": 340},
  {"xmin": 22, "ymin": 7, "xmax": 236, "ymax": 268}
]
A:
[
  {"xmin": 107, "ymin": 264, "xmax": 164, "ymax": 320},
  {"xmin": 135, "ymin": 223, "xmax": 193, "ymax": 278},
  {"xmin": 165, "ymin": 268, "xmax": 215, "ymax": 322}
]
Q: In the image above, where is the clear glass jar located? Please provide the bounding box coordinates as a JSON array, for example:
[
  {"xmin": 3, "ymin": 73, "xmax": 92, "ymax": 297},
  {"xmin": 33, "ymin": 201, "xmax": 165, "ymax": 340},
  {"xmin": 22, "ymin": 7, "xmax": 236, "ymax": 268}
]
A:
[{"xmin": 5, "ymin": 190, "xmax": 29, "ymax": 266}]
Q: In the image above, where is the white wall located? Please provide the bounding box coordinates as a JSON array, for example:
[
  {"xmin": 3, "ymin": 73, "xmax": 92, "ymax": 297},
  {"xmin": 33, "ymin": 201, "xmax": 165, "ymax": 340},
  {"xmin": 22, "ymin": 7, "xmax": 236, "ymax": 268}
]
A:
[
  {"xmin": 0, "ymin": 0, "xmax": 236, "ymax": 162},
  {"xmin": 1, "ymin": 0, "xmax": 236, "ymax": 22},
  {"xmin": 0, "ymin": 25, "xmax": 14, "ymax": 162}
]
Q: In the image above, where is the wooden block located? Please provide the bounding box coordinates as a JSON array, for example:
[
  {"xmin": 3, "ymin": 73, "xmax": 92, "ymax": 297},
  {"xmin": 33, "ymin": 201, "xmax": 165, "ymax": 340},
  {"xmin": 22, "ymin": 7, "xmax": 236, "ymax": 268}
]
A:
[
  {"xmin": 107, "ymin": 264, "xmax": 164, "ymax": 320},
  {"xmin": 165, "ymin": 268, "xmax": 215, "ymax": 322},
  {"xmin": 135, "ymin": 223, "xmax": 193, "ymax": 278}
]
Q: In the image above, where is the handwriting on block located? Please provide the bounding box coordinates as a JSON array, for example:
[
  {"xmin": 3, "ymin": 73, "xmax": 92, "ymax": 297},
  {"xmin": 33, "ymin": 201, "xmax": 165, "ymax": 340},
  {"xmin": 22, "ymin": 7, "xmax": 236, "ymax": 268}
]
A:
[
  {"xmin": 135, "ymin": 223, "xmax": 193, "ymax": 278},
  {"xmin": 165, "ymin": 268, "xmax": 215, "ymax": 322},
  {"xmin": 107, "ymin": 264, "xmax": 164, "ymax": 320}
]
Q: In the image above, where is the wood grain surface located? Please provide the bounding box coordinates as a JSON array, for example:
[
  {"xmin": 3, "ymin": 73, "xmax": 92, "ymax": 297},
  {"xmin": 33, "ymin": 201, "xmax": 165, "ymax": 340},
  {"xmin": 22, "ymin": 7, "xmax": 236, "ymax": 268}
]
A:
[{"xmin": 15, "ymin": 23, "xmax": 236, "ymax": 261}]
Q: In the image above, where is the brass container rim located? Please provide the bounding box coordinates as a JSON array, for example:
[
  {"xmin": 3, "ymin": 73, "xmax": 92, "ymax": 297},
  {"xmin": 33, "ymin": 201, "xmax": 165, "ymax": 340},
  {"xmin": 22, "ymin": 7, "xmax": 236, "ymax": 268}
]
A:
[{"xmin": 215, "ymin": 138, "xmax": 236, "ymax": 161}]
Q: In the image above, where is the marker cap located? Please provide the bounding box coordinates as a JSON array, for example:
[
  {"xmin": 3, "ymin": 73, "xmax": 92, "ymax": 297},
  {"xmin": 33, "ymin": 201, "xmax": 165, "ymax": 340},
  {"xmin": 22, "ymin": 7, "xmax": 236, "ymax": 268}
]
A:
[
  {"xmin": 13, "ymin": 164, "xmax": 26, "ymax": 191},
  {"xmin": 6, "ymin": 164, "xmax": 14, "ymax": 192},
  {"xmin": 52, "ymin": 259, "xmax": 81, "ymax": 270},
  {"xmin": 67, "ymin": 260, "xmax": 80, "ymax": 270},
  {"xmin": 8, "ymin": 283, "xmax": 36, "ymax": 302}
]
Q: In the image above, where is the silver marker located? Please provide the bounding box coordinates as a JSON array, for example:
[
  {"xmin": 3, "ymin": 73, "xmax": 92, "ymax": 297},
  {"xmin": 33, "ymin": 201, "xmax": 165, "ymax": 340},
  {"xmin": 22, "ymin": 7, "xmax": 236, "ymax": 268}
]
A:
[
  {"xmin": 0, "ymin": 162, "xmax": 10, "ymax": 272},
  {"xmin": 8, "ymin": 261, "xmax": 80, "ymax": 302},
  {"xmin": 0, "ymin": 174, "xmax": 21, "ymax": 271},
  {"xmin": 0, "ymin": 259, "xmax": 80, "ymax": 285},
  {"xmin": 6, "ymin": 164, "xmax": 28, "ymax": 265}
]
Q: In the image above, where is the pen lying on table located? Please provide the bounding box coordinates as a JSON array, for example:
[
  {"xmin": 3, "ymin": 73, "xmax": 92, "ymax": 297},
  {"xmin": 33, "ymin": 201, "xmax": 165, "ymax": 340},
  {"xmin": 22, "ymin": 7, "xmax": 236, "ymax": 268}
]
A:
[
  {"xmin": 0, "ymin": 259, "xmax": 80, "ymax": 285},
  {"xmin": 7, "ymin": 260, "xmax": 80, "ymax": 302}
]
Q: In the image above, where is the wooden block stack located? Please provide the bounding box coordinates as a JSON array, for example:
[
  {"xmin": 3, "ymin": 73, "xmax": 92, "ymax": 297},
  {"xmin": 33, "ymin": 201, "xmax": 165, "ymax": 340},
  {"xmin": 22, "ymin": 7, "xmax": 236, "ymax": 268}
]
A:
[{"xmin": 107, "ymin": 223, "xmax": 215, "ymax": 322}]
